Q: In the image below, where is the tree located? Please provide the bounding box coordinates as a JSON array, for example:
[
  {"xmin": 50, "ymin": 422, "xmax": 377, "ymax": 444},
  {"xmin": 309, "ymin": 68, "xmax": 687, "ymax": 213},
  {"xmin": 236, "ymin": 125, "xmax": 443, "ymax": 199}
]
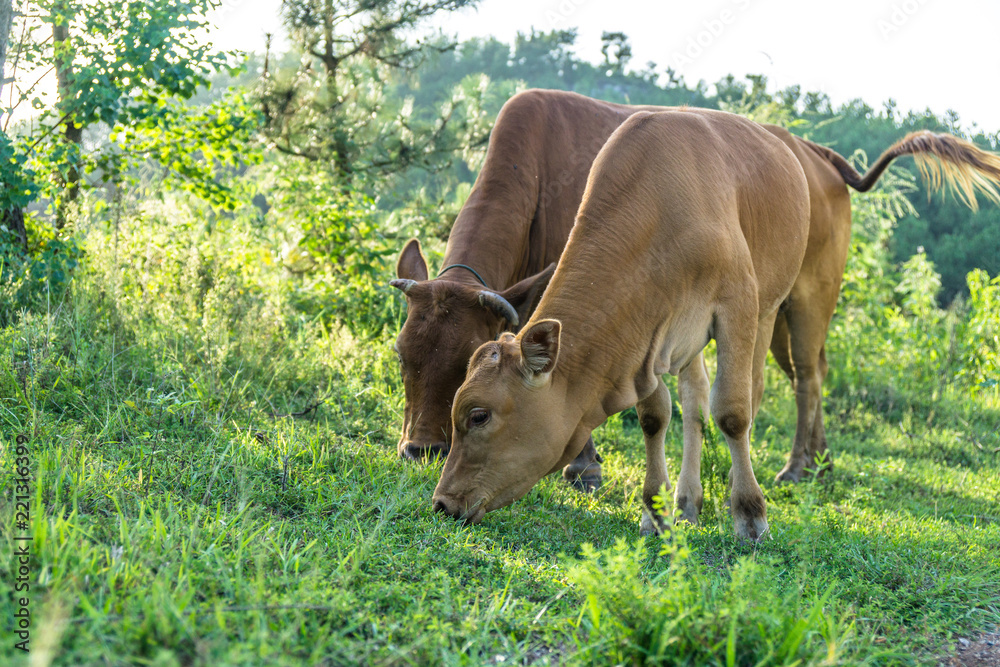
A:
[
  {"xmin": 261, "ymin": 0, "xmax": 496, "ymax": 187},
  {"xmin": 7, "ymin": 0, "xmax": 238, "ymax": 227},
  {"xmin": 600, "ymin": 31, "xmax": 631, "ymax": 75},
  {"xmin": 1, "ymin": 1, "xmax": 11, "ymax": 93},
  {"xmin": 1, "ymin": 0, "xmax": 29, "ymax": 251}
]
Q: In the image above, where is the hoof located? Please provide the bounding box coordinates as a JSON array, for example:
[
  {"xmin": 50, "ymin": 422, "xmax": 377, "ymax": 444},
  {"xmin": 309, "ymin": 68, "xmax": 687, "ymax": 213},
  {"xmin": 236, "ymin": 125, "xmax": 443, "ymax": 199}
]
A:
[
  {"xmin": 640, "ymin": 511, "xmax": 666, "ymax": 536},
  {"xmin": 563, "ymin": 440, "xmax": 602, "ymax": 494},
  {"xmin": 562, "ymin": 456, "xmax": 603, "ymax": 493},
  {"xmin": 776, "ymin": 456, "xmax": 832, "ymax": 484},
  {"xmin": 735, "ymin": 515, "xmax": 771, "ymax": 542},
  {"xmin": 674, "ymin": 492, "xmax": 703, "ymax": 526},
  {"xmin": 565, "ymin": 474, "xmax": 602, "ymax": 493},
  {"xmin": 774, "ymin": 464, "xmax": 804, "ymax": 484},
  {"xmin": 731, "ymin": 488, "xmax": 769, "ymax": 541}
]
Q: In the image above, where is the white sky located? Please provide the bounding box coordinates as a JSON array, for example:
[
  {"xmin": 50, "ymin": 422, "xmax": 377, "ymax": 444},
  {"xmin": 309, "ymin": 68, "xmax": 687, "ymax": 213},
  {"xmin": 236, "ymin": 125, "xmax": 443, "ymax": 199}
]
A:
[{"xmin": 207, "ymin": 0, "xmax": 1000, "ymax": 133}]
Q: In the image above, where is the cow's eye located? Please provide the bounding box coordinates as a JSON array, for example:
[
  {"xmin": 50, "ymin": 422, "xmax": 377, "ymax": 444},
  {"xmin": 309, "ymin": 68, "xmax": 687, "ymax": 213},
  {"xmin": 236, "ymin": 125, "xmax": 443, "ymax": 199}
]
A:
[{"xmin": 467, "ymin": 408, "xmax": 491, "ymax": 429}]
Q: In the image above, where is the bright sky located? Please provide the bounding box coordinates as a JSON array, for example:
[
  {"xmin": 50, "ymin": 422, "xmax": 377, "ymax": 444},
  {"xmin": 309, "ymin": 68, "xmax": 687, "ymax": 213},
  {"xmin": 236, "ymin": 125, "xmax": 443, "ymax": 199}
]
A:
[{"xmin": 207, "ymin": 0, "xmax": 1000, "ymax": 133}]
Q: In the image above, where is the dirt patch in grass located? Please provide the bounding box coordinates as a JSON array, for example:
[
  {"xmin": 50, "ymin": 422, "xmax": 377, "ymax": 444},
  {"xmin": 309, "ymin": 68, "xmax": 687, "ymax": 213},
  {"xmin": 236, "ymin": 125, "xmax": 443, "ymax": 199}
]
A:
[{"xmin": 938, "ymin": 631, "xmax": 1000, "ymax": 667}]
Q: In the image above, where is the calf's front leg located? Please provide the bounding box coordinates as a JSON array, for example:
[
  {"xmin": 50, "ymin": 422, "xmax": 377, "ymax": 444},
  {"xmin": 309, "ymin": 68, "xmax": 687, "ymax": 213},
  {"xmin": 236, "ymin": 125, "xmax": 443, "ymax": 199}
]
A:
[{"xmin": 675, "ymin": 354, "xmax": 710, "ymax": 524}]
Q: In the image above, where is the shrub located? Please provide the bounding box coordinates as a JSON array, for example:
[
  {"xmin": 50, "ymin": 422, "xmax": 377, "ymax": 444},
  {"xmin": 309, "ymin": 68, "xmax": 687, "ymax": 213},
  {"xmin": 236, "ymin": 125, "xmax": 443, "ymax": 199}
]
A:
[{"xmin": 566, "ymin": 535, "xmax": 860, "ymax": 666}]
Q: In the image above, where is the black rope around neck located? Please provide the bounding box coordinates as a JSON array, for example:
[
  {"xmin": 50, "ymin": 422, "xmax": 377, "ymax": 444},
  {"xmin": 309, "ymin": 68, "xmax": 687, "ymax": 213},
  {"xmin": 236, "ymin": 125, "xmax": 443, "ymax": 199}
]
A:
[{"xmin": 437, "ymin": 264, "xmax": 490, "ymax": 289}]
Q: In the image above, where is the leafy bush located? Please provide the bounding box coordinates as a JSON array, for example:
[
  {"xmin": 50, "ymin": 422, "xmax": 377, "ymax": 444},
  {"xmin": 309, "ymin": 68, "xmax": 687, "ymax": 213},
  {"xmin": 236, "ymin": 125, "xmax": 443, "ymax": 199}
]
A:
[
  {"xmin": 566, "ymin": 536, "xmax": 860, "ymax": 666},
  {"xmin": 959, "ymin": 269, "xmax": 1000, "ymax": 396},
  {"xmin": 827, "ymin": 152, "xmax": 998, "ymax": 413},
  {"xmin": 267, "ymin": 161, "xmax": 404, "ymax": 338},
  {"xmin": 0, "ymin": 221, "xmax": 83, "ymax": 326}
]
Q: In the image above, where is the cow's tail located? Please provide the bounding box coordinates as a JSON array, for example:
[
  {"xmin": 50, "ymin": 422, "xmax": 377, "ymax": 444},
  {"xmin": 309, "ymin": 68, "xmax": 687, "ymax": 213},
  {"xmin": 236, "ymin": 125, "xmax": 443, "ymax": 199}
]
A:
[{"xmin": 805, "ymin": 131, "xmax": 1000, "ymax": 211}]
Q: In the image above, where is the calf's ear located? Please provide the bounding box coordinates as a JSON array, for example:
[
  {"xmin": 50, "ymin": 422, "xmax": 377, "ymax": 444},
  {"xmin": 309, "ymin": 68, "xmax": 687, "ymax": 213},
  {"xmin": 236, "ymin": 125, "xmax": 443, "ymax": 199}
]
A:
[
  {"xmin": 519, "ymin": 319, "xmax": 561, "ymax": 376},
  {"xmin": 397, "ymin": 238, "xmax": 429, "ymax": 282},
  {"xmin": 501, "ymin": 263, "xmax": 556, "ymax": 326}
]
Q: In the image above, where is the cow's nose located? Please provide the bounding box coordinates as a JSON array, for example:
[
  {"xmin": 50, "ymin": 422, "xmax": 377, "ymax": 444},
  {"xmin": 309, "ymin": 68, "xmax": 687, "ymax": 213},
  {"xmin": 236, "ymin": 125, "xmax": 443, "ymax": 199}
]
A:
[
  {"xmin": 403, "ymin": 441, "xmax": 449, "ymax": 461},
  {"xmin": 433, "ymin": 496, "xmax": 459, "ymax": 518}
]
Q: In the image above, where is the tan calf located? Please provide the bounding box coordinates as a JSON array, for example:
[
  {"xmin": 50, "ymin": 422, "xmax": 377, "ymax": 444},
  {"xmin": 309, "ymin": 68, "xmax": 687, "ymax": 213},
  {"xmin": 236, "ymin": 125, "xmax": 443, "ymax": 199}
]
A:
[{"xmin": 433, "ymin": 109, "xmax": 811, "ymax": 540}]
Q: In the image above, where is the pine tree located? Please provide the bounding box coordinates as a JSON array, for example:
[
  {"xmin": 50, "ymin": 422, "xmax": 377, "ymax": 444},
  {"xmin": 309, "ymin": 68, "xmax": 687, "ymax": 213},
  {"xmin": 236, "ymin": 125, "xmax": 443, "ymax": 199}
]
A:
[{"xmin": 261, "ymin": 0, "xmax": 494, "ymax": 188}]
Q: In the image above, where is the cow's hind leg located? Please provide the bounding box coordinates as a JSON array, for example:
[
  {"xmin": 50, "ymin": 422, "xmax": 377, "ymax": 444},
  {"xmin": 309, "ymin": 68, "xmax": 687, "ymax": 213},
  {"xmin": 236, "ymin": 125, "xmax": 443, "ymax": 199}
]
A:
[
  {"xmin": 807, "ymin": 344, "xmax": 831, "ymax": 475},
  {"xmin": 775, "ymin": 300, "xmax": 834, "ymax": 483},
  {"xmin": 562, "ymin": 436, "xmax": 603, "ymax": 492},
  {"xmin": 752, "ymin": 313, "xmax": 778, "ymax": 420},
  {"xmin": 674, "ymin": 354, "xmax": 709, "ymax": 524},
  {"xmin": 637, "ymin": 377, "xmax": 672, "ymax": 535},
  {"xmin": 712, "ymin": 301, "xmax": 769, "ymax": 541},
  {"xmin": 769, "ymin": 311, "xmax": 795, "ymax": 384}
]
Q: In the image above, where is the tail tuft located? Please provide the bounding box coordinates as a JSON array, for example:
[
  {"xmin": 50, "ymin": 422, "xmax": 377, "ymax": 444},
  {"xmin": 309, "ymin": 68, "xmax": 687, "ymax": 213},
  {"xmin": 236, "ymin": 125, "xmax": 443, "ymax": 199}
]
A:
[
  {"xmin": 805, "ymin": 130, "xmax": 1000, "ymax": 211},
  {"xmin": 904, "ymin": 131, "xmax": 1000, "ymax": 211}
]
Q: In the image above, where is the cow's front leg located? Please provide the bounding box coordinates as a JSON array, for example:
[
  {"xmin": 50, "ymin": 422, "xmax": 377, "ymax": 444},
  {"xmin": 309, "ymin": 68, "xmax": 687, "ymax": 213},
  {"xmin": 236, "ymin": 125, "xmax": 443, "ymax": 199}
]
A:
[
  {"xmin": 637, "ymin": 378, "xmax": 672, "ymax": 535},
  {"xmin": 562, "ymin": 435, "xmax": 603, "ymax": 492}
]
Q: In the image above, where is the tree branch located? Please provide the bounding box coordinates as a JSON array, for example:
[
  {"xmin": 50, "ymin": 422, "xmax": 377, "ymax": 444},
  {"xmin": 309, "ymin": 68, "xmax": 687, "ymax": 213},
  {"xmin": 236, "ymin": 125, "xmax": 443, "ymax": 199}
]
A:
[{"xmin": 273, "ymin": 141, "xmax": 320, "ymax": 161}]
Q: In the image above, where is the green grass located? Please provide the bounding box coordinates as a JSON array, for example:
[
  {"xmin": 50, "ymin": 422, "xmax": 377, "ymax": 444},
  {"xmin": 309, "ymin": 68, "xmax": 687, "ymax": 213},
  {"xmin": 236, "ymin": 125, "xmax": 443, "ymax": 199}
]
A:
[{"xmin": 1, "ymin": 205, "xmax": 998, "ymax": 665}]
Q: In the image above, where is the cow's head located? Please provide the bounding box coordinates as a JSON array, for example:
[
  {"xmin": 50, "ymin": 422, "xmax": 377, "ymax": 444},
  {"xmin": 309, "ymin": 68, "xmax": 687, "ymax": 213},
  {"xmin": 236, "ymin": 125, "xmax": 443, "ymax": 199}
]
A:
[
  {"xmin": 431, "ymin": 320, "xmax": 591, "ymax": 523},
  {"xmin": 390, "ymin": 239, "xmax": 555, "ymax": 461}
]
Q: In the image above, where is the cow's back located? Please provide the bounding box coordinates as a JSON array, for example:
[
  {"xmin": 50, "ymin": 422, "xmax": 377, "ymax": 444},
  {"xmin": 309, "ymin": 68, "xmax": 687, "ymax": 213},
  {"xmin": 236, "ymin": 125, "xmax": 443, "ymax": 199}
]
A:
[
  {"xmin": 441, "ymin": 90, "xmax": 664, "ymax": 289},
  {"xmin": 762, "ymin": 125, "xmax": 853, "ymax": 291},
  {"xmin": 547, "ymin": 109, "xmax": 810, "ymax": 353}
]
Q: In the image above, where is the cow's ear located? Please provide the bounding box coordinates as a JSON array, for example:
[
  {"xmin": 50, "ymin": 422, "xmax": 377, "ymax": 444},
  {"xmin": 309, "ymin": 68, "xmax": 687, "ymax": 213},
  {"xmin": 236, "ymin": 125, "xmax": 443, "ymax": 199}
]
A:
[
  {"xmin": 500, "ymin": 263, "xmax": 556, "ymax": 326},
  {"xmin": 519, "ymin": 319, "xmax": 561, "ymax": 376},
  {"xmin": 396, "ymin": 238, "xmax": 429, "ymax": 282}
]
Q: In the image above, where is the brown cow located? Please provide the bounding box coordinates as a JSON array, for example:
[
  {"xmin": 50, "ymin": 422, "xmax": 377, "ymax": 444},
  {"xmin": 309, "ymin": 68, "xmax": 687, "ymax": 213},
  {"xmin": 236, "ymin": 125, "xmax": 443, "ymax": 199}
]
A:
[{"xmin": 433, "ymin": 109, "xmax": 812, "ymax": 540}]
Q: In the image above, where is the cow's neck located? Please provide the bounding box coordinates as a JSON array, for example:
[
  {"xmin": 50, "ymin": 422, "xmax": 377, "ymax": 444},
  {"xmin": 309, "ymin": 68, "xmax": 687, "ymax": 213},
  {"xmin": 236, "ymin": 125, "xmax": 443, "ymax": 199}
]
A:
[
  {"xmin": 550, "ymin": 311, "xmax": 648, "ymax": 429},
  {"xmin": 532, "ymin": 235, "xmax": 664, "ymax": 429},
  {"xmin": 440, "ymin": 188, "xmax": 537, "ymax": 290}
]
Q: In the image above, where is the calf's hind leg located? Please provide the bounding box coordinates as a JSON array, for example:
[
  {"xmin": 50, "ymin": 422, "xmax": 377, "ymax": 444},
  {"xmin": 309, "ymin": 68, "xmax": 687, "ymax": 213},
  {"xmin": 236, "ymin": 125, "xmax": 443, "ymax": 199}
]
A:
[
  {"xmin": 769, "ymin": 312, "xmax": 795, "ymax": 384},
  {"xmin": 637, "ymin": 378, "xmax": 673, "ymax": 536},
  {"xmin": 712, "ymin": 303, "xmax": 769, "ymax": 541},
  {"xmin": 674, "ymin": 354, "xmax": 710, "ymax": 525}
]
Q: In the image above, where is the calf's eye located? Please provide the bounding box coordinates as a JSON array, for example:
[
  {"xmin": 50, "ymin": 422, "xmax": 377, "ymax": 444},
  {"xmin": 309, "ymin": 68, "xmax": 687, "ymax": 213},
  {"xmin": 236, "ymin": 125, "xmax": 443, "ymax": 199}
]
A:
[{"xmin": 467, "ymin": 408, "xmax": 491, "ymax": 429}]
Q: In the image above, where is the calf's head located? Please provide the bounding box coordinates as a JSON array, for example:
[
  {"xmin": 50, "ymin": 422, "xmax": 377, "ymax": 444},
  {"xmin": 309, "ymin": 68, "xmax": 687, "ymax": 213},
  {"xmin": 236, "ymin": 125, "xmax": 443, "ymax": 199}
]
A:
[
  {"xmin": 432, "ymin": 320, "xmax": 590, "ymax": 523},
  {"xmin": 391, "ymin": 239, "xmax": 554, "ymax": 461}
]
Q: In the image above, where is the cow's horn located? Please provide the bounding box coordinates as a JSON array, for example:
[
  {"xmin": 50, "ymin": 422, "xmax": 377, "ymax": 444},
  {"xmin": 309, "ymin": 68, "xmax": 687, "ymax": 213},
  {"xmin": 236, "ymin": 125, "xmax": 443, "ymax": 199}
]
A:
[
  {"xmin": 478, "ymin": 291, "xmax": 519, "ymax": 326},
  {"xmin": 390, "ymin": 279, "xmax": 418, "ymax": 294}
]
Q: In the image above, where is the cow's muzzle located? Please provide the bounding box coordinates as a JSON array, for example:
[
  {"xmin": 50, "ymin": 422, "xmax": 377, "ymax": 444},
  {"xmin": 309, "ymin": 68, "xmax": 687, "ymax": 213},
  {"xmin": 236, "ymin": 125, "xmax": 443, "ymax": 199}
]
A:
[
  {"xmin": 432, "ymin": 494, "xmax": 486, "ymax": 525},
  {"xmin": 400, "ymin": 441, "xmax": 449, "ymax": 461}
]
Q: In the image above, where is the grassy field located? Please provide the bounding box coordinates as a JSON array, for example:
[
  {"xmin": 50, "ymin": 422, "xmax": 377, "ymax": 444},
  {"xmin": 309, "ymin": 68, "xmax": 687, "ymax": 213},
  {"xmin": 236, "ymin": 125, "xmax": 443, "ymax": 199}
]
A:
[{"xmin": 1, "ymin": 199, "xmax": 999, "ymax": 666}]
